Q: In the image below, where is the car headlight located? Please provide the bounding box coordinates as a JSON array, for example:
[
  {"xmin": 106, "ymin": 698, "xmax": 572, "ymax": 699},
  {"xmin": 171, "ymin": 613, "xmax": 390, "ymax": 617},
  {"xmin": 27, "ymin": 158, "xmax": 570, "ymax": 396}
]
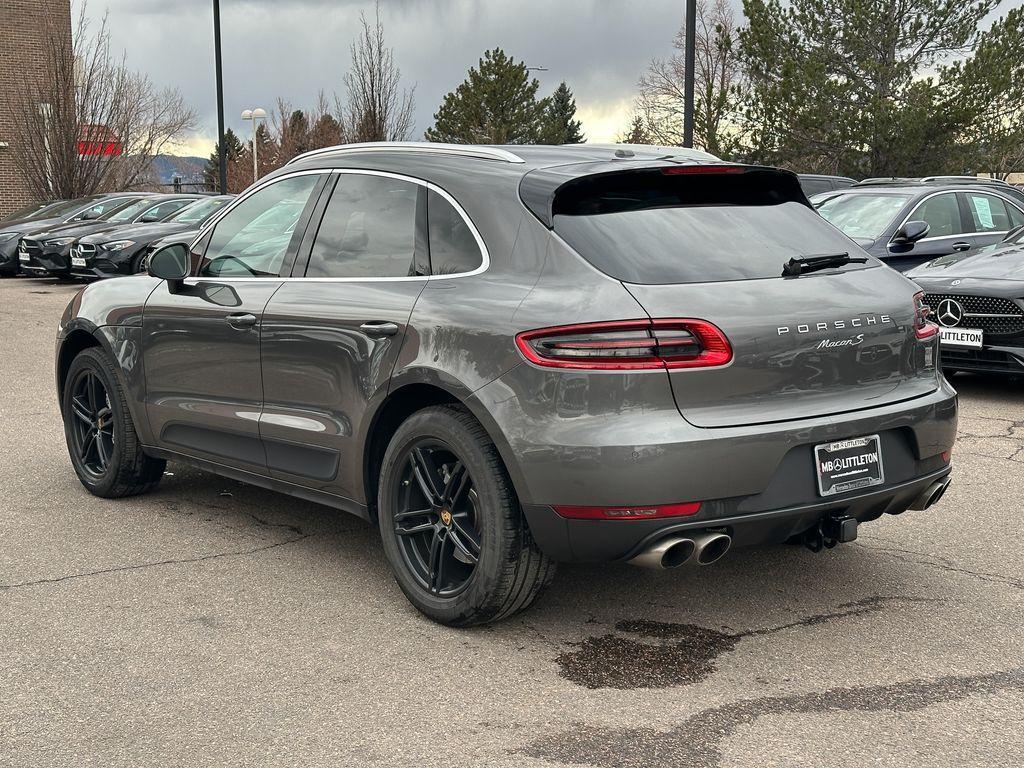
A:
[
  {"xmin": 0, "ymin": 232, "xmax": 19, "ymax": 243},
  {"xmin": 102, "ymin": 240, "xmax": 136, "ymax": 251},
  {"xmin": 44, "ymin": 237, "xmax": 76, "ymax": 247}
]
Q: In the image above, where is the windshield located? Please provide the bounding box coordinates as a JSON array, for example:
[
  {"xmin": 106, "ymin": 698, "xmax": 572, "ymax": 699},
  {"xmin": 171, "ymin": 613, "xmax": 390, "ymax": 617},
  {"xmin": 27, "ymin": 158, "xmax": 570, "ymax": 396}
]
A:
[
  {"xmin": 2, "ymin": 201, "xmax": 57, "ymax": 221},
  {"xmin": 171, "ymin": 197, "xmax": 230, "ymax": 224},
  {"xmin": 550, "ymin": 169, "xmax": 873, "ymax": 284},
  {"xmin": 816, "ymin": 193, "xmax": 911, "ymax": 240},
  {"xmin": 104, "ymin": 199, "xmax": 153, "ymax": 223}
]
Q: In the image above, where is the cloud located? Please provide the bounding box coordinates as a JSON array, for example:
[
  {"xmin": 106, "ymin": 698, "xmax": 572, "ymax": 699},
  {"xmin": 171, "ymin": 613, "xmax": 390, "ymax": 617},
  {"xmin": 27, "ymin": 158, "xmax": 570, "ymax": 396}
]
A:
[{"xmin": 77, "ymin": 0, "xmax": 690, "ymax": 154}]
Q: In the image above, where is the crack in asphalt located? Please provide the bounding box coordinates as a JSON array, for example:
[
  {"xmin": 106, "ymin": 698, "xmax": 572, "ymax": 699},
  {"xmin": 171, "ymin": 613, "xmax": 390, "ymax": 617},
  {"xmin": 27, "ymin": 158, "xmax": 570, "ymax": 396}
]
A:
[
  {"xmin": 856, "ymin": 535, "xmax": 1024, "ymax": 591},
  {"xmin": 520, "ymin": 667, "xmax": 1024, "ymax": 768},
  {"xmin": 555, "ymin": 596, "xmax": 929, "ymax": 690},
  {"xmin": 0, "ymin": 534, "xmax": 311, "ymax": 592}
]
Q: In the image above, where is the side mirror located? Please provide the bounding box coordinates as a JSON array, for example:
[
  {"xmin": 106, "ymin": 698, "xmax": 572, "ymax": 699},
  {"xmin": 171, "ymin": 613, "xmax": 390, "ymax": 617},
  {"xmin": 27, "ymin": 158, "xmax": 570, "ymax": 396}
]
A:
[
  {"xmin": 138, "ymin": 214, "xmax": 161, "ymax": 223},
  {"xmin": 893, "ymin": 220, "xmax": 930, "ymax": 245},
  {"xmin": 148, "ymin": 243, "xmax": 190, "ymax": 288},
  {"xmin": 78, "ymin": 210, "xmax": 101, "ymax": 221}
]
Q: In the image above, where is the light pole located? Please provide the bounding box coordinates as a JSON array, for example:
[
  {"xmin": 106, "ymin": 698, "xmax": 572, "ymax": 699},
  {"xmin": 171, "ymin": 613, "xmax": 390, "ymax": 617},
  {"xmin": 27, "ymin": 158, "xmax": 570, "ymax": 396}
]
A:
[
  {"xmin": 213, "ymin": 0, "xmax": 226, "ymax": 193},
  {"xmin": 241, "ymin": 108, "xmax": 267, "ymax": 184},
  {"xmin": 682, "ymin": 0, "xmax": 696, "ymax": 148}
]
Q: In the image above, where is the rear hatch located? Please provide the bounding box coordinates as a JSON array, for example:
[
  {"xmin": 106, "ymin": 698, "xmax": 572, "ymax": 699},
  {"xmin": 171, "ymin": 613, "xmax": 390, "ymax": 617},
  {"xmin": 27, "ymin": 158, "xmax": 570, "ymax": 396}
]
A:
[{"xmin": 548, "ymin": 165, "xmax": 939, "ymax": 428}]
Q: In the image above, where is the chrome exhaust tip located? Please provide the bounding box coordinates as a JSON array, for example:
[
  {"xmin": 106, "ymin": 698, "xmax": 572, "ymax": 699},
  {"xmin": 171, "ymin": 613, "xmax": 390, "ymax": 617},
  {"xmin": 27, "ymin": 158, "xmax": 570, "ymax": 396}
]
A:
[
  {"xmin": 691, "ymin": 531, "xmax": 732, "ymax": 566},
  {"xmin": 628, "ymin": 536, "xmax": 696, "ymax": 570},
  {"xmin": 908, "ymin": 477, "xmax": 951, "ymax": 511}
]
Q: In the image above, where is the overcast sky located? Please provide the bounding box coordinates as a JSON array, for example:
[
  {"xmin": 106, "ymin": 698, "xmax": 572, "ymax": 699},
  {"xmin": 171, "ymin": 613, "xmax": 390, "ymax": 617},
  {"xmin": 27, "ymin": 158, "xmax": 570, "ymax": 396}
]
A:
[{"xmin": 78, "ymin": 0, "xmax": 1021, "ymax": 158}]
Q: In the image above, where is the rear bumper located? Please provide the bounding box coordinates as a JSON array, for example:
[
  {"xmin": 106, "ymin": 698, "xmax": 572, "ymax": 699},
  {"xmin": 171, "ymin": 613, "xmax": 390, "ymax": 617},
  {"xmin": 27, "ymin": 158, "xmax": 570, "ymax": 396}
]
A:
[
  {"xmin": 471, "ymin": 367, "xmax": 958, "ymax": 562},
  {"xmin": 523, "ymin": 467, "xmax": 951, "ymax": 561}
]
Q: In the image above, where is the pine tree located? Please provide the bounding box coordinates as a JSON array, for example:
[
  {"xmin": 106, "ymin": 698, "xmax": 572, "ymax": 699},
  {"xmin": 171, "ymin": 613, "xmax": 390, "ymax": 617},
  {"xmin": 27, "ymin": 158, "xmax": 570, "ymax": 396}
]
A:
[
  {"xmin": 619, "ymin": 115, "xmax": 651, "ymax": 145},
  {"xmin": 203, "ymin": 128, "xmax": 243, "ymax": 190},
  {"xmin": 425, "ymin": 49, "xmax": 549, "ymax": 144},
  {"xmin": 539, "ymin": 82, "xmax": 585, "ymax": 144}
]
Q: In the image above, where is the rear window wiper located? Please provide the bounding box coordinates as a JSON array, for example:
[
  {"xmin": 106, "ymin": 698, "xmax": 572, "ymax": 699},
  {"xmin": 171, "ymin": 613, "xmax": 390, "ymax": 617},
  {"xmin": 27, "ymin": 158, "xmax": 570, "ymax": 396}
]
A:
[{"xmin": 782, "ymin": 252, "xmax": 867, "ymax": 277}]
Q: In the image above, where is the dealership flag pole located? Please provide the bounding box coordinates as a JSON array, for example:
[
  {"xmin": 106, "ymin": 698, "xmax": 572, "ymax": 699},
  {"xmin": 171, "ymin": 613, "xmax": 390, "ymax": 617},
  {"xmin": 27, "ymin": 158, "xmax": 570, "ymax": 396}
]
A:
[
  {"xmin": 682, "ymin": 0, "xmax": 696, "ymax": 148},
  {"xmin": 213, "ymin": 0, "xmax": 227, "ymax": 194}
]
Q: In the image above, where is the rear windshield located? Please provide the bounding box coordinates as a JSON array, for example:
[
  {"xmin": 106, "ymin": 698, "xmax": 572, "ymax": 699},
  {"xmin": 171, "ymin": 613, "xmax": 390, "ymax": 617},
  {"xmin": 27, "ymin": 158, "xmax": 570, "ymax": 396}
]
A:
[{"xmin": 552, "ymin": 169, "xmax": 871, "ymax": 284}]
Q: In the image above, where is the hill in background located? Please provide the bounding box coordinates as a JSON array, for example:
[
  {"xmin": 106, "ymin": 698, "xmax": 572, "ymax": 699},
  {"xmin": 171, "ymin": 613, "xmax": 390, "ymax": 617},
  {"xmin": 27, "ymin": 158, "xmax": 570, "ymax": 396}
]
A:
[{"xmin": 149, "ymin": 154, "xmax": 206, "ymax": 184}]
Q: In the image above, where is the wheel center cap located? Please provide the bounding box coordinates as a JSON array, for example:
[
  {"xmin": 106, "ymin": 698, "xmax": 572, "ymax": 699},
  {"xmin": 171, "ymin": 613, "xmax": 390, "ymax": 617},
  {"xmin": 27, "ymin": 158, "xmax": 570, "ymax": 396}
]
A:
[{"xmin": 440, "ymin": 509, "xmax": 452, "ymax": 526}]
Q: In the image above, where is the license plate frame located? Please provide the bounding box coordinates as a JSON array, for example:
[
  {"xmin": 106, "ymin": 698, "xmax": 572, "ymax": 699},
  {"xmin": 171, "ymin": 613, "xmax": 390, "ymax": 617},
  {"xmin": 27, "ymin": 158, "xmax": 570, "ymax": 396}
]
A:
[
  {"xmin": 939, "ymin": 326, "xmax": 983, "ymax": 348},
  {"xmin": 18, "ymin": 252, "xmax": 29, "ymax": 263},
  {"xmin": 71, "ymin": 256, "xmax": 86, "ymax": 267},
  {"xmin": 814, "ymin": 434, "xmax": 884, "ymax": 497}
]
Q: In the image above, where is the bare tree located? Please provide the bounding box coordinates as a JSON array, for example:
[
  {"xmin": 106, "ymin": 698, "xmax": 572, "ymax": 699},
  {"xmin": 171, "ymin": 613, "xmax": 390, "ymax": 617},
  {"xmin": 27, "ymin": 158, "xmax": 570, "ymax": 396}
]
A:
[
  {"xmin": 11, "ymin": 7, "xmax": 196, "ymax": 199},
  {"xmin": 339, "ymin": 3, "xmax": 415, "ymax": 142},
  {"xmin": 634, "ymin": 0, "xmax": 742, "ymax": 156}
]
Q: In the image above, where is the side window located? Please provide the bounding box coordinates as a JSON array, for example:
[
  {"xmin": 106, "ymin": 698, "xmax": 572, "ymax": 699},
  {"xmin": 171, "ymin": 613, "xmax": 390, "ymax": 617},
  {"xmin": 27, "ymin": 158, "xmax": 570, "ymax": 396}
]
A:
[
  {"xmin": 966, "ymin": 193, "xmax": 1011, "ymax": 232},
  {"xmin": 140, "ymin": 199, "xmax": 192, "ymax": 221},
  {"xmin": 200, "ymin": 174, "xmax": 320, "ymax": 278},
  {"xmin": 910, "ymin": 194, "xmax": 963, "ymax": 238},
  {"xmin": 427, "ymin": 190, "xmax": 482, "ymax": 275},
  {"xmin": 305, "ymin": 173, "xmax": 419, "ymax": 278},
  {"xmin": 75, "ymin": 197, "xmax": 133, "ymax": 220}
]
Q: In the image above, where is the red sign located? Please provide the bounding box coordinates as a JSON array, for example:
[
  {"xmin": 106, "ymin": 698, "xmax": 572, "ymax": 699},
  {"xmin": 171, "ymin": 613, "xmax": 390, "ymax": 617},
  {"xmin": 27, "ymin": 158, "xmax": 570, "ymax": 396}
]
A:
[{"xmin": 77, "ymin": 124, "xmax": 122, "ymax": 157}]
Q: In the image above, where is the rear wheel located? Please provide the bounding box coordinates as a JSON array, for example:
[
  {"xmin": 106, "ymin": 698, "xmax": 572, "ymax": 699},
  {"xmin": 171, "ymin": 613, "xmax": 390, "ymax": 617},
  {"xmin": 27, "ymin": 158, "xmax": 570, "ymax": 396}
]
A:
[
  {"xmin": 62, "ymin": 347, "xmax": 165, "ymax": 497},
  {"xmin": 377, "ymin": 405, "xmax": 554, "ymax": 626}
]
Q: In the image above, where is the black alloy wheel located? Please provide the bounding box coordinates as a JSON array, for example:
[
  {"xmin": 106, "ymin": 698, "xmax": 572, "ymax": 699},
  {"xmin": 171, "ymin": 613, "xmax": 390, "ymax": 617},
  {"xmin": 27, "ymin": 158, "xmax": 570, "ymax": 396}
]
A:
[
  {"xmin": 62, "ymin": 347, "xmax": 166, "ymax": 498},
  {"xmin": 68, "ymin": 369, "xmax": 115, "ymax": 478},
  {"xmin": 392, "ymin": 440, "xmax": 482, "ymax": 597},
  {"xmin": 377, "ymin": 405, "xmax": 554, "ymax": 626}
]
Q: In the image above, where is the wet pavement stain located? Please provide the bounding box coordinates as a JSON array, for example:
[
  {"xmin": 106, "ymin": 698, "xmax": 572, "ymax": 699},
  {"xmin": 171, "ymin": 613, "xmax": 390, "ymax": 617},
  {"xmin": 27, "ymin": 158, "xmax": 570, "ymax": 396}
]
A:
[
  {"xmin": 522, "ymin": 667, "xmax": 1024, "ymax": 768},
  {"xmin": 556, "ymin": 596, "xmax": 929, "ymax": 690}
]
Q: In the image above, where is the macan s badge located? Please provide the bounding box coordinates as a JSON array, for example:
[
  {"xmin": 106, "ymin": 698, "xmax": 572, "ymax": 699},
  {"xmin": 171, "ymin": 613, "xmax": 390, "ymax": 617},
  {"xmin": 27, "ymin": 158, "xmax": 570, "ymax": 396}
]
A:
[{"xmin": 777, "ymin": 314, "xmax": 892, "ymax": 336}]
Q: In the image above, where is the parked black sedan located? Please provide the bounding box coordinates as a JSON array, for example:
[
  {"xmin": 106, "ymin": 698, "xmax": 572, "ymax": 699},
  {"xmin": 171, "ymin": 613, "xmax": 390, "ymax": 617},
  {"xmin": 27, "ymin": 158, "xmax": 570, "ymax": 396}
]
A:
[
  {"xmin": 812, "ymin": 182, "xmax": 1024, "ymax": 272},
  {"xmin": 71, "ymin": 195, "xmax": 234, "ymax": 278},
  {"xmin": 907, "ymin": 225, "xmax": 1024, "ymax": 376},
  {"xmin": 0, "ymin": 193, "xmax": 145, "ymax": 276},
  {"xmin": 18, "ymin": 194, "xmax": 201, "ymax": 278}
]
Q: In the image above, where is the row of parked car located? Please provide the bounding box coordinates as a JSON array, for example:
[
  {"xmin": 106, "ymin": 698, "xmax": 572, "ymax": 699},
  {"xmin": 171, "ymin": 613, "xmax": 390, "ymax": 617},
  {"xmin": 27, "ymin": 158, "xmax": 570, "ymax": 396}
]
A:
[{"xmin": 0, "ymin": 192, "xmax": 234, "ymax": 279}]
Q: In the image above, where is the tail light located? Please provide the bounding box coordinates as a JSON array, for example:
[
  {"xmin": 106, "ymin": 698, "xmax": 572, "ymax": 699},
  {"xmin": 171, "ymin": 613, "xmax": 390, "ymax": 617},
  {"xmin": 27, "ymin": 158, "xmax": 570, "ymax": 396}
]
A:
[
  {"xmin": 553, "ymin": 502, "xmax": 701, "ymax": 520},
  {"xmin": 914, "ymin": 291, "xmax": 939, "ymax": 340},
  {"xmin": 515, "ymin": 319, "xmax": 732, "ymax": 370},
  {"xmin": 661, "ymin": 165, "xmax": 746, "ymax": 175}
]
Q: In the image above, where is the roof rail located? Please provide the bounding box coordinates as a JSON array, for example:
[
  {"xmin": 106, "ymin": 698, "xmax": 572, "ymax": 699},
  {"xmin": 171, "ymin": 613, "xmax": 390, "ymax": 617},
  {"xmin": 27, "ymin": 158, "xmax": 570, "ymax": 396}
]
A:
[
  {"xmin": 285, "ymin": 141, "xmax": 525, "ymax": 166},
  {"xmin": 921, "ymin": 175, "xmax": 1010, "ymax": 185}
]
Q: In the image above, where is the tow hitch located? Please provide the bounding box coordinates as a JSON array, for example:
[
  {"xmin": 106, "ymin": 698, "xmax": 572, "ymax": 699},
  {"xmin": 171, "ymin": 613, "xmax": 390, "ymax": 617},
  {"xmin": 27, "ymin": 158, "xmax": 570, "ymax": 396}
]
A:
[{"xmin": 803, "ymin": 515, "xmax": 858, "ymax": 552}]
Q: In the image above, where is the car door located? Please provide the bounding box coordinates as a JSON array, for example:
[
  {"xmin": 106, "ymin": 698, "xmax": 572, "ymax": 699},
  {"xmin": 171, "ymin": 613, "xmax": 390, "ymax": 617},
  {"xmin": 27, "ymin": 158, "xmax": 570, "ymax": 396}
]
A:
[
  {"xmin": 886, "ymin": 191, "xmax": 970, "ymax": 271},
  {"xmin": 961, "ymin": 191, "xmax": 1024, "ymax": 249},
  {"xmin": 258, "ymin": 170, "xmax": 436, "ymax": 504},
  {"xmin": 141, "ymin": 172, "xmax": 326, "ymax": 473}
]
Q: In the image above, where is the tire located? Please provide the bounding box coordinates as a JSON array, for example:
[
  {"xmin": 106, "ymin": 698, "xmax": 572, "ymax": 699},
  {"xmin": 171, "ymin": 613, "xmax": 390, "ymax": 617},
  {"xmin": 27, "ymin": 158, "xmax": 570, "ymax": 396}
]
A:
[
  {"xmin": 130, "ymin": 251, "xmax": 147, "ymax": 275},
  {"xmin": 377, "ymin": 405, "xmax": 555, "ymax": 626},
  {"xmin": 62, "ymin": 346, "xmax": 166, "ymax": 498}
]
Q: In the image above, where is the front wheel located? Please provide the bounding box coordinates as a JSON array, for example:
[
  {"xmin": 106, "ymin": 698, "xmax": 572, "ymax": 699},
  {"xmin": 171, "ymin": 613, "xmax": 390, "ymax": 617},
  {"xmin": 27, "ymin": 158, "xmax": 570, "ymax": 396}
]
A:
[
  {"xmin": 377, "ymin": 405, "xmax": 554, "ymax": 626},
  {"xmin": 62, "ymin": 347, "xmax": 165, "ymax": 497}
]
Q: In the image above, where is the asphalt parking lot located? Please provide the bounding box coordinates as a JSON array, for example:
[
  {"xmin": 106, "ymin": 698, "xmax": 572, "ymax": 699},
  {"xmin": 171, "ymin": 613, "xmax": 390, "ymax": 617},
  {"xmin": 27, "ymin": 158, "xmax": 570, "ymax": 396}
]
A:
[{"xmin": 1, "ymin": 276, "xmax": 1022, "ymax": 768}]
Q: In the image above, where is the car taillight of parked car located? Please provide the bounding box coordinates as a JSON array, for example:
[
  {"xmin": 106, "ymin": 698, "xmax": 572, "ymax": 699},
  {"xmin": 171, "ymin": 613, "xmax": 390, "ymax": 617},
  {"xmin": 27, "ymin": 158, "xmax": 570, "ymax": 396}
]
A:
[
  {"xmin": 913, "ymin": 291, "xmax": 939, "ymax": 340},
  {"xmin": 515, "ymin": 318, "xmax": 733, "ymax": 370}
]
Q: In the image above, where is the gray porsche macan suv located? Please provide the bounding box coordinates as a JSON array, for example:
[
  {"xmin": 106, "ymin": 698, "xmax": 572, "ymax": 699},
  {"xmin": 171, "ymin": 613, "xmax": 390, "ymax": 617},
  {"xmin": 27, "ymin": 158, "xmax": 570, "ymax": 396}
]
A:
[{"xmin": 56, "ymin": 142, "xmax": 958, "ymax": 625}]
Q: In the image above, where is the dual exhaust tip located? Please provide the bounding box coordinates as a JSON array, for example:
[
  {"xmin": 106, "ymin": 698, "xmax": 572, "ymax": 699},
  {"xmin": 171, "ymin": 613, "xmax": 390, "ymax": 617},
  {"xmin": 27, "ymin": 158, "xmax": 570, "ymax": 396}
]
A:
[
  {"xmin": 907, "ymin": 477, "xmax": 951, "ymax": 511},
  {"xmin": 628, "ymin": 531, "xmax": 731, "ymax": 570}
]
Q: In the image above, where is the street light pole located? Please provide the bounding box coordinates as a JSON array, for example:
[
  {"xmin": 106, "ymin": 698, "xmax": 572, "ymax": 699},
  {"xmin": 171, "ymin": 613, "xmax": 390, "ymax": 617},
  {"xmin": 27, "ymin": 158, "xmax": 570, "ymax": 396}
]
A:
[
  {"xmin": 241, "ymin": 108, "xmax": 267, "ymax": 184},
  {"xmin": 213, "ymin": 0, "xmax": 227, "ymax": 194},
  {"xmin": 682, "ymin": 0, "xmax": 696, "ymax": 148}
]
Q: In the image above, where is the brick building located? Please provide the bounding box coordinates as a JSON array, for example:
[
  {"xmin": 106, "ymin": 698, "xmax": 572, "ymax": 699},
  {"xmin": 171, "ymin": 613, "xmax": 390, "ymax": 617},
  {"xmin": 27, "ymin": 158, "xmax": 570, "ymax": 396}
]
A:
[{"xmin": 0, "ymin": 1, "xmax": 73, "ymax": 218}]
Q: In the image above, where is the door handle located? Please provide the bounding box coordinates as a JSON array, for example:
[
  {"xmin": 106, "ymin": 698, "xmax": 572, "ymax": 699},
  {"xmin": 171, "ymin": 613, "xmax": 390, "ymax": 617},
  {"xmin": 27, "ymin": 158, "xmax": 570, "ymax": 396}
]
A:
[
  {"xmin": 226, "ymin": 312, "xmax": 258, "ymax": 329},
  {"xmin": 359, "ymin": 321, "xmax": 400, "ymax": 337},
  {"xmin": 952, "ymin": 241, "xmax": 971, "ymax": 252}
]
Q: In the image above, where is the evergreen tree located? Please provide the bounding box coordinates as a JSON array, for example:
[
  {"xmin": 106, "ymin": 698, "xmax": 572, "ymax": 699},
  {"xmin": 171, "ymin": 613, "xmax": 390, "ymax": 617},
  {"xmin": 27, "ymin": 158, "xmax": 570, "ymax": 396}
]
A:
[
  {"xmin": 203, "ymin": 128, "xmax": 243, "ymax": 190},
  {"xmin": 619, "ymin": 115, "xmax": 651, "ymax": 145},
  {"xmin": 738, "ymin": 0, "xmax": 999, "ymax": 176},
  {"xmin": 539, "ymin": 82, "xmax": 585, "ymax": 144},
  {"xmin": 425, "ymin": 49, "xmax": 549, "ymax": 144}
]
